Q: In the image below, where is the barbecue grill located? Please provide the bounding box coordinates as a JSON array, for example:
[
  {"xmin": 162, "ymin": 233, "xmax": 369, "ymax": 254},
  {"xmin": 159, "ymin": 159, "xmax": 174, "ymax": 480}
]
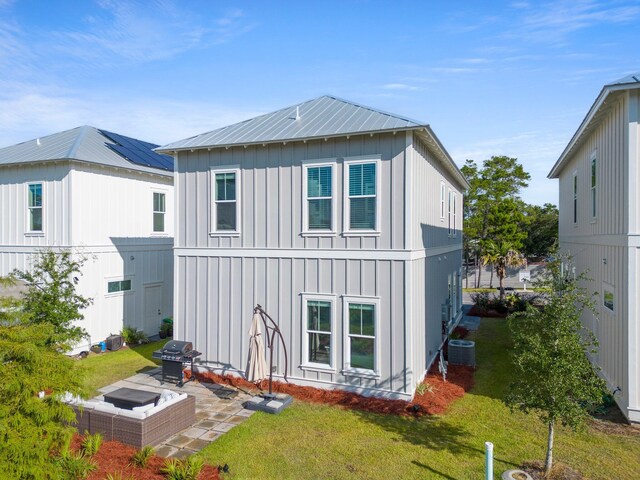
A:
[{"xmin": 152, "ymin": 340, "xmax": 201, "ymax": 387}]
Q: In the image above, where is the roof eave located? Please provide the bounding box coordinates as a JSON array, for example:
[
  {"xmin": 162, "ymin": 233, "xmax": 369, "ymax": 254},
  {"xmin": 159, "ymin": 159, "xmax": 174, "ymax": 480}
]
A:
[
  {"xmin": 548, "ymin": 82, "xmax": 640, "ymax": 178},
  {"xmin": 416, "ymin": 127, "xmax": 470, "ymax": 191},
  {"xmin": 155, "ymin": 126, "xmax": 422, "ymax": 154}
]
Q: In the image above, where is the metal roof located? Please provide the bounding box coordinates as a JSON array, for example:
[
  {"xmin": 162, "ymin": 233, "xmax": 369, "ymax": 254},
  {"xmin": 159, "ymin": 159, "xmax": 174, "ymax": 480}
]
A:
[
  {"xmin": 157, "ymin": 95, "xmax": 425, "ymax": 151},
  {"xmin": 548, "ymin": 72, "xmax": 640, "ymax": 178},
  {"xmin": 0, "ymin": 126, "xmax": 173, "ymax": 176},
  {"xmin": 606, "ymin": 72, "xmax": 640, "ymax": 87}
]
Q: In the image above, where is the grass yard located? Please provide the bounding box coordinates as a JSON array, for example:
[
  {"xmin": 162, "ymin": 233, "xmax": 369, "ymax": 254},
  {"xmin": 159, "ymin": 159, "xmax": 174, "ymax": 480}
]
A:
[
  {"xmin": 79, "ymin": 339, "xmax": 167, "ymax": 396},
  {"xmin": 196, "ymin": 319, "xmax": 640, "ymax": 479}
]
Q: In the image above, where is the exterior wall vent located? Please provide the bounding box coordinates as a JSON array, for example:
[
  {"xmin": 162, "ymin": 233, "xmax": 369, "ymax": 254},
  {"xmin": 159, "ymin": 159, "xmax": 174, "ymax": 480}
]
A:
[{"xmin": 448, "ymin": 339, "xmax": 475, "ymax": 367}]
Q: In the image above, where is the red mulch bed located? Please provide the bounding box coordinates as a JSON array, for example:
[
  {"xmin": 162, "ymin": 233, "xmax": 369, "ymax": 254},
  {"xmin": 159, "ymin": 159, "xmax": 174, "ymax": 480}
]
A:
[
  {"xmin": 70, "ymin": 435, "xmax": 220, "ymax": 480},
  {"xmin": 189, "ymin": 361, "xmax": 475, "ymax": 418}
]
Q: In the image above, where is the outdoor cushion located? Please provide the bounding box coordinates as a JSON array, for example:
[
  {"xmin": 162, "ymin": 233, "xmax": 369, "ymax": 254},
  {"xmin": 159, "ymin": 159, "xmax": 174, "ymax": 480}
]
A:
[
  {"xmin": 132, "ymin": 402, "xmax": 155, "ymax": 413},
  {"xmin": 146, "ymin": 393, "xmax": 187, "ymax": 416},
  {"xmin": 94, "ymin": 401, "xmax": 118, "ymax": 413},
  {"xmin": 117, "ymin": 408, "xmax": 147, "ymax": 420}
]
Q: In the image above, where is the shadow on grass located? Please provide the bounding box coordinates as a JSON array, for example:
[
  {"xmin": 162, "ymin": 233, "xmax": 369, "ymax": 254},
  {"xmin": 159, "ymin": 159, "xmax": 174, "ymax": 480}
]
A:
[{"xmin": 411, "ymin": 461, "xmax": 457, "ymax": 480}]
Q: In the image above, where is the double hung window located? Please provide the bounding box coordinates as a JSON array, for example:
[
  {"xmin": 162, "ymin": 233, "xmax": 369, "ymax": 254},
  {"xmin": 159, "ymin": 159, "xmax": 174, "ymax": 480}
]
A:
[
  {"xmin": 591, "ymin": 155, "xmax": 597, "ymax": 219},
  {"xmin": 440, "ymin": 182, "xmax": 446, "ymax": 219},
  {"xmin": 302, "ymin": 297, "xmax": 334, "ymax": 368},
  {"xmin": 28, "ymin": 183, "xmax": 43, "ymax": 232},
  {"xmin": 153, "ymin": 192, "xmax": 166, "ymax": 232},
  {"xmin": 303, "ymin": 162, "xmax": 335, "ymax": 233},
  {"xmin": 573, "ymin": 173, "xmax": 578, "ymax": 224},
  {"xmin": 211, "ymin": 167, "xmax": 240, "ymax": 234},
  {"xmin": 344, "ymin": 298, "xmax": 379, "ymax": 373},
  {"xmin": 346, "ymin": 160, "xmax": 378, "ymax": 231}
]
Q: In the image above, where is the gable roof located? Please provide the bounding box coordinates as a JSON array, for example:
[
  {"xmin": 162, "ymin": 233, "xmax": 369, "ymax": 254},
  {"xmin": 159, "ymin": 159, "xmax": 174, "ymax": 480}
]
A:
[
  {"xmin": 0, "ymin": 126, "xmax": 173, "ymax": 176},
  {"xmin": 548, "ymin": 72, "xmax": 640, "ymax": 178},
  {"xmin": 158, "ymin": 95, "xmax": 469, "ymax": 189}
]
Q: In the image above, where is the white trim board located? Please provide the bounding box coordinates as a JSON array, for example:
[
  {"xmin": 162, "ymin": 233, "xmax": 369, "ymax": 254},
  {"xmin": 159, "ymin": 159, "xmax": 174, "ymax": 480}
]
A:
[{"xmin": 174, "ymin": 244, "xmax": 462, "ymax": 261}]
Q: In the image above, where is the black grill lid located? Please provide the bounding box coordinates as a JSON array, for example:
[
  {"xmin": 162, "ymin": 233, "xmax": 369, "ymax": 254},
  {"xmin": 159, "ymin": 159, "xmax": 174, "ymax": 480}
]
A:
[{"xmin": 162, "ymin": 340, "xmax": 193, "ymax": 355}]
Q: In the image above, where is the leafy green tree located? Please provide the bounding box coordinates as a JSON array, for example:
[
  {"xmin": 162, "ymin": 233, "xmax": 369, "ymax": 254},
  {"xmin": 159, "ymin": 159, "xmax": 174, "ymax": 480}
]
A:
[
  {"xmin": 462, "ymin": 156, "xmax": 530, "ymax": 287},
  {"xmin": 0, "ymin": 277, "xmax": 87, "ymax": 479},
  {"xmin": 481, "ymin": 240, "xmax": 525, "ymax": 301},
  {"xmin": 521, "ymin": 203, "xmax": 559, "ymax": 259},
  {"xmin": 13, "ymin": 249, "xmax": 92, "ymax": 351},
  {"xmin": 505, "ymin": 258, "xmax": 606, "ymax": 475}
]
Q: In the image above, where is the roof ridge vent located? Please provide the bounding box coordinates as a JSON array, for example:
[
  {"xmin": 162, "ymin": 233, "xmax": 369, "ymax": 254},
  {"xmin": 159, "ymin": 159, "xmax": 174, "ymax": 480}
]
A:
[
  {"xmin": 295, "ymin": 106, "xmax": 300, "ymax": 120},
  {"xmin": 36, "ymin": 138, "xmax": 41, "ymax": 146}
]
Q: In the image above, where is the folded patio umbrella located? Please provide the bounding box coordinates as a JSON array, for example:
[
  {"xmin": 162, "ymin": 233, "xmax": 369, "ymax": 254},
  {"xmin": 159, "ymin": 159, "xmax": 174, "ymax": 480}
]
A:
[{"xmin": 245, "ymin": 312, "xmax": 268, "ymax": 382}]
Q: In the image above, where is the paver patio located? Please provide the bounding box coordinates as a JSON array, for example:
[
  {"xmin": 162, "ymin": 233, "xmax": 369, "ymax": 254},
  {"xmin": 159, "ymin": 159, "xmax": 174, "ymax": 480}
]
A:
[{"xmin": 95, "ymin": 367, "xmax": 258, "ymax": 457}]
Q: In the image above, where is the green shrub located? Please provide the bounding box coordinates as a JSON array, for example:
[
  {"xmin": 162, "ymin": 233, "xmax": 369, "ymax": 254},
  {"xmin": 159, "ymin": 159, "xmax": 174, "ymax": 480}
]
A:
[
  {"xmin": 121, "ymin": 325, "xmax": 149, "ymax": 345},
  {"xmin": 55, "ymin": 450, "xmax": 97, "ymax": 480},
  {"xmin": 161, "ymin": 456, "xmax": 204, "ymax": 480},
  {"xmin": 105, "ymin": 472, "xmax": 135, "ymax": 480},
  {"xmin": 80, "ymin": 432, "xmax": 103, "ymax": 457},
  {"xmin": 130, "ymin": 445, "xmax": 155, "ymax": 468},
  {"xmin": 415, "ymin": 382, "xmax": 435, "ymax": 396}
]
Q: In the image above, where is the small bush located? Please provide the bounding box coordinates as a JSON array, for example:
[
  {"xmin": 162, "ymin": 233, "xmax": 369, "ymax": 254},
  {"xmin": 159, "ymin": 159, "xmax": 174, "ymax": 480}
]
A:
[
  {"xmin": 55, "ymin": 450, "xmax": 97, "ymax": 480},
  {"xmin": 80, "ymin": 432, "xmax": 103, "ymax": 457},
  {"xmin": 105, "ymin": 472, "xmax": 135, "ymax": 480},
  {"xmin": 120, "ymin": 325, "xmax": 149, "ymax": 345},
  {"xmin": 161, "ymin": 456, "xmax": 204, "ymax": 480},
  {"xmin": 415, "ymin": 382, "xmax": 435, "ymax": 396},
  {"xmin": 470, "ymin": 291, "xmax": 490, "ymax": 310},
  {"xmin": 130, "ymin": 445, "xmax": 155, "ymax": 468}
]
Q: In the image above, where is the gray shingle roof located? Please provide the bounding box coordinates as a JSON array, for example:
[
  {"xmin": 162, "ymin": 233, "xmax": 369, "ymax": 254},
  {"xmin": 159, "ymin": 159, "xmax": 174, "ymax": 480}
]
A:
[
  {"xmin": 0, "ymin": 126, "xmax": 173, "ymax": 176},
  {"xmin": 158, "ymin": 95, "xmax": 425, "ymax": 151}
]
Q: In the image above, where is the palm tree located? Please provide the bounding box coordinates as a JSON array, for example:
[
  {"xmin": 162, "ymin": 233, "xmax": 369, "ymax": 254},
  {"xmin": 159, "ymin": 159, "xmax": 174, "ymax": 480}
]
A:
[{"xmin": 481, "ymin": 240, "xmax": 525, "ymax": 301}]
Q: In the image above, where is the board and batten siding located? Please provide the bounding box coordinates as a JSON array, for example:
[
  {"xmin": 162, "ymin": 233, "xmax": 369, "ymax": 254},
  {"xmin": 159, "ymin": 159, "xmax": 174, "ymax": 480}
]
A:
[
  {"xmin": 175, "ymin": 255, "xmax": 411, "ymax": 398},
  {"xmin": 0, "ymin": 162, "xmax": 72, "ymax": 257},
  {"xmin": 557, "ymin": 89, "xmax": 640, "ymax": 420},
  {"xmin": 175, "ymin": 132, "xmax": 409, "ymax": 251}
]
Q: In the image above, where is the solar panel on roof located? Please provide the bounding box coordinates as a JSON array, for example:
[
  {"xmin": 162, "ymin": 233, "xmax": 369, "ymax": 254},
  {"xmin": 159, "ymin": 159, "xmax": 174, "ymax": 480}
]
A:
[{"xmin": 99, "ymin": 130, "xmax": 173, "ymax": 172}]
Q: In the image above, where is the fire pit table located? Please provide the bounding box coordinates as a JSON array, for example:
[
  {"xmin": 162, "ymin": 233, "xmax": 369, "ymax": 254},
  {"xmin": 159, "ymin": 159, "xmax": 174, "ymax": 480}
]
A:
[{"xmin": 104, "ymin": 387, "xmax": 160, "ymax": 410}]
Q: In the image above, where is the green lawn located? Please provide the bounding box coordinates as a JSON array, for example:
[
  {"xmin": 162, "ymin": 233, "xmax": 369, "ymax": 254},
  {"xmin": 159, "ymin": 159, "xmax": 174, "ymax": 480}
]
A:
[
  {"xmin": 195, "ymin": 319, "xmax": 640, "ymax": 479},
  {"xmin": 79, "ymin": 339, "xmax": 167, "ymax": 396}
]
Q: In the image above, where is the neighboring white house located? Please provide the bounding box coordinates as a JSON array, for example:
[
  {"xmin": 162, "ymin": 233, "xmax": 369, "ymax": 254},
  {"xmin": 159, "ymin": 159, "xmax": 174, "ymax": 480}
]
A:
[
  {"xmin": 158, "ymin": 96, "xmax": 469, "ymax": 399},
  {"xmin": 548, "ymin": 72, "xmax": 640, "ymax": 422},
  {"xmin": 0, "ymin": 126, "xmax": 175, "ymax": 352}
]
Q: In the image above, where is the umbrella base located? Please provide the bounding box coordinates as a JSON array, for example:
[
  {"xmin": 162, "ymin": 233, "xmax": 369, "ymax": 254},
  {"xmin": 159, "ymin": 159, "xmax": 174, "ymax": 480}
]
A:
[{"xmin": 244, "ymin": 393, "xmax": 293, "ymax": 414}]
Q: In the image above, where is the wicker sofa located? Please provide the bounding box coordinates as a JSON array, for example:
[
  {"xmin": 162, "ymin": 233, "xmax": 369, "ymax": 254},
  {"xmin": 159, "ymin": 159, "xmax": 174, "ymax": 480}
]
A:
[{"xmin": 71, "ymin": 393, "xmax": 196, "ymax": 448}]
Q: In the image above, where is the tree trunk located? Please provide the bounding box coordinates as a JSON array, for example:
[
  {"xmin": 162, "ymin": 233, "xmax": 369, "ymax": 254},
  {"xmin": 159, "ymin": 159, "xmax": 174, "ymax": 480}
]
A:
[
  {"xmin": 489, "ymin": 265, "xmax": 494, "ymax": 288},
  {"xmin": 499, "ymin": 273, "xmax": 505, "ymax": 301},
  {"xmin": 545, "ymin": 419, "xmax": 554, "ymax": 475},
  {"xmin": 476, "ymin": 251, "xmax": 482, "ymax": 288}
]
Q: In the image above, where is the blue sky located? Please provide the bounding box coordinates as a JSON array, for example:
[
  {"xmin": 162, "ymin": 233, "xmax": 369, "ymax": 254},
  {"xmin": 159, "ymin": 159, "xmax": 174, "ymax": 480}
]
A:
[{"xmin": 1, "ymin": 0, "xmax": 639, "ymax": 205}]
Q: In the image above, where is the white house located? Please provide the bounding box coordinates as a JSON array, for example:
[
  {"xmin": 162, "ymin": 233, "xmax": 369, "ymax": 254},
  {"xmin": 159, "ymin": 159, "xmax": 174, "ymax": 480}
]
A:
[
  {"xmin": 158, "ymin": 96, "xmax": 469, "ymax": 399},
  {"xmin": 548, "ymin": 72, "xmax": 640, "ymax": 422},
  {"xmin": 0, "ymin": 126, "xmax": 175, "ymax": 352}
]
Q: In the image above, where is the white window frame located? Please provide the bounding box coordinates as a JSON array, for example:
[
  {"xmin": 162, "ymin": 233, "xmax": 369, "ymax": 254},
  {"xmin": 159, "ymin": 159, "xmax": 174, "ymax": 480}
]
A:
[
  {"xmin": 342, "ymin": 155, "xmax": 381, "ymax": 237},
  {"xmin": 105, "ymin": 276, "xmax": 134, "ymax": 297},
  {"xmin": 448, "ymin": 188, "xmax": 453, "ymax": 237},
  {"xmin": 152, "ymin": 190, "xmax": 167, "ymax": 234},
  {"xmin": 440, "ymin": 181, "xmax": 446, "ymax": 220},
  {"xmin": 301, "ymin": 293, "xmax": 337, "ymax": 372},
  {"xmin": 452, "ymin": 191, "xmax": 457, "ymax": 237},
  {"xmin": 590, "ymin": 151, "xmax": 597, "ymax": 222},
  {"xmin": 602, "ymin": 283, "xmax": 615, "ymax": 313},
  {"xmin": 341, "ymin": 295, "xmax": 381, "ymax": 378},
  {"xmin": 301, "ymin": 159, "xmax": 337, "ymax": 237},
  {"xmin": 210, "ymin": 166, "xmax": 241, "ymax": 236},
  {"xmin": 26, "ymin": 182, "xmax": 44, "ymax": 235},
  {"xmin": 572, "ymin": 170, "xmax": 578, "ymax": 225}
]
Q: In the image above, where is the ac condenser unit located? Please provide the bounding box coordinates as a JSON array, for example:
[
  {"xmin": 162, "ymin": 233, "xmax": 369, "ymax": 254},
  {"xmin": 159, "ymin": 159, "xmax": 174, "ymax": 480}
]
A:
[{"xmin": 448, "ymin": 339, "xmax": 475, "ymax": 367}]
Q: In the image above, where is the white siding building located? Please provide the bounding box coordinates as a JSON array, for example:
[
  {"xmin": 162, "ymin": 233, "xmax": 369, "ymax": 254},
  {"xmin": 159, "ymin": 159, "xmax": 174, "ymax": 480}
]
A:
[
  {"xmin": 548, "ymin": 73, "xmax": 640, "ymax": 422},
  {"xmin": 159, "ymin": 96, "xmax": 469, "ymax": 399},
  {"xmin": 0, "ymin": 126, "xmax": 175, "ymax": 352}
]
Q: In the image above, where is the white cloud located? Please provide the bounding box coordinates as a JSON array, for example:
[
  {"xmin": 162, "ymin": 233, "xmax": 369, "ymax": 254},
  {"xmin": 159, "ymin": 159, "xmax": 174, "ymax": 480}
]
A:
[
  {"xmin": 508, "ymin": 0, "xmax": 640, "ymax": 43},
  {"xmin": 0, "ymin": 85, "xmax": 261, "ymax": 147},
  {"xmin": 49, "ymin": 1, "xmax": 256, "ymax": 65},
  {"xmin": 380, "ymin": 83, "xmax": 420, "ymax": 91}
]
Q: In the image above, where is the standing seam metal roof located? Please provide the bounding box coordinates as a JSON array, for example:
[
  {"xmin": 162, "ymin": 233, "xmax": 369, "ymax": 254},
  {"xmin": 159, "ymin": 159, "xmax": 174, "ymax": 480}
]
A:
[
  {"xmin": 548, "ymin": 72, "xmax": 640, "ymax": 178},
  {"xmin": 157, "ymin": 95, "xmax": 425, "ymax": 151},
  {"xmin": 0, "ymin": 126, "xmax": 173, "ymax": 176}
]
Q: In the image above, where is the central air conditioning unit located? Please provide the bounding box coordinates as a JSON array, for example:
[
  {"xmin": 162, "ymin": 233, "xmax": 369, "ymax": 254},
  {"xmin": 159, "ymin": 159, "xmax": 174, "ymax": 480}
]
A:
[
  {"xmin": 106, "ymin": 334, "xmax": 124, "ymax": 351},
  {"xmin": 448, "ymin": 339, "xmax": 475, "ymax": 367}
]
